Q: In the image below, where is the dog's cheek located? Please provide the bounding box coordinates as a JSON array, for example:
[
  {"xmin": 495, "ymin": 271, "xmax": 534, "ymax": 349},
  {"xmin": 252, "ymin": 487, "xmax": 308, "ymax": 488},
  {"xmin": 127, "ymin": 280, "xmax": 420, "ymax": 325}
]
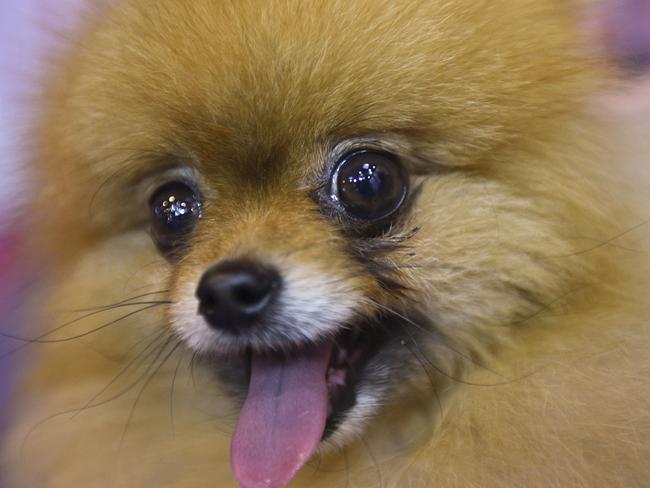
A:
[
  {"xmin": 399, "ymin": 175, "xmax": 578, "ymax": 356},
  {"xmin": 46, "ymin": 230, "xmax": 172, "ymax": 361}
]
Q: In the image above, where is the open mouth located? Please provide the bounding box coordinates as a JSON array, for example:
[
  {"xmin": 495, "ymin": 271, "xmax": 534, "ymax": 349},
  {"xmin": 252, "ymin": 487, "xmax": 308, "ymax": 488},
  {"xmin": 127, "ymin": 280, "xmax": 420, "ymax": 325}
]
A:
[
  {"xmin": 324, "ymin": 324, "xmax": 391, "ymax": 437},
  {"xmin": 229, "ymin": 318, "xmax": 393, "ymax": 488}
]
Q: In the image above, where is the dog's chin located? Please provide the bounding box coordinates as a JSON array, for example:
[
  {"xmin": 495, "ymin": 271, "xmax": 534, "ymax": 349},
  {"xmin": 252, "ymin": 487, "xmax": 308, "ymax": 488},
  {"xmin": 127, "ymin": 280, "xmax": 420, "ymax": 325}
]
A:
[{"xmin": 194, "ymin": 312, "xmax": 413, "ymax": 450}]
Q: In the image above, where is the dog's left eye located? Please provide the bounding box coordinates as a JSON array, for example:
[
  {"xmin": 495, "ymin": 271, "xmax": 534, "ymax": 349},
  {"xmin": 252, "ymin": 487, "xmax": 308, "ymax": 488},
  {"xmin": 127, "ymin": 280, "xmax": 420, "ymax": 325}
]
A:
[
  {"xmin": 149, "ymin": 181, "xmax": 202, "ymax": 254},
  {"xmin": 330, "ymin": 150, "xmax": 408, "ymax": 220}
]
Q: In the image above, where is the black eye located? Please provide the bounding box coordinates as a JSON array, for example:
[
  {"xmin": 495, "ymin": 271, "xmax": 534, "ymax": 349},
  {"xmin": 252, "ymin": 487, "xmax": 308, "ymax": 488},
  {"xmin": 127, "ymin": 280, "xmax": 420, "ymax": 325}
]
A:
[
  {"xmin": 149, "ymin": 181, "xmax": 202, "ymax": 254},
  {"xmin": 330, "ymin": 150, "xmax": 408, "ymax": 220}
]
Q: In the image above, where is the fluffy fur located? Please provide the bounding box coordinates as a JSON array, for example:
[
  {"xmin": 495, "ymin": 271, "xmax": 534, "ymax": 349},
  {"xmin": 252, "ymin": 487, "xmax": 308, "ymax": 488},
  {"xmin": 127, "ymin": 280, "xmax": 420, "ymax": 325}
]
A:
[{"xmin": 3, "ymin": 1, "xmax": 650, "ymax": 486}]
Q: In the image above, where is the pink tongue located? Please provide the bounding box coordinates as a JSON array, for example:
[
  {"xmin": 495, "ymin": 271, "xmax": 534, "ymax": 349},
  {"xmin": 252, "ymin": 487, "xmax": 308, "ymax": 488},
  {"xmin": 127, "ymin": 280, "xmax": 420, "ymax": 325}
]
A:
[{"xmin": 231, "ymin": 342, "xmax": 333, "ymax": 488}]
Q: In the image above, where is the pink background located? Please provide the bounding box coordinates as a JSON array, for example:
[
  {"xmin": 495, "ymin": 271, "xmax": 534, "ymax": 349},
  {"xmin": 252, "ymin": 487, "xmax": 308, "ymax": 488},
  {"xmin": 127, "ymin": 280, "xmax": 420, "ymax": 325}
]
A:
[{"xmin": 0, "ymin": 0, "xmax": 87, "ymax": 431}]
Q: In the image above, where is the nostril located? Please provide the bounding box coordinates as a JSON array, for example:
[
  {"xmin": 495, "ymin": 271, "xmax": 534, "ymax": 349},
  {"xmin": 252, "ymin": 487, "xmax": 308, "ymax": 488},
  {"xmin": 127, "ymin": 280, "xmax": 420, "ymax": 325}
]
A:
[
  {"xmin": 233, "ymin": 282, "xmax": 267, "ymax": 308},
  {"xmin": 233, "ymin": 271, "xmax": 280, "ymax": 309},
  {"xmin": 196, "ymin": 259, "xmax": 281, "ymax": 331},
  {"xmin": 197, "ymin": 289, "xmax": 218, "ymax": 315}
]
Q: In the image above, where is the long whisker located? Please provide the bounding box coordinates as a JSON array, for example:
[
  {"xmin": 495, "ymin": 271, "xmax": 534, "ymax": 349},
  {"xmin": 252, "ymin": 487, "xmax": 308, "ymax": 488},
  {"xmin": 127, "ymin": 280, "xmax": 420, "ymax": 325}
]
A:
[
  {"xmin": 88, "ymin": 149, "xmax": 170, "ymax": 219},
  {"xmin": 552, "ymin": 219, "xmax": 650, "ymax": 257},
  {"xmin": 367, "ymin": 299, "xmax": 506, "ymax": 379},
  {"xmin": 1, "ymin": 298, "xmax": 172, "ymax": 360},
  {"xmin": 359, "ymin": 434, "xmax": 384, "ymax": 488},
  {"xmin": 0, "ymin": 303, "xmax": 168, "ymax": 348},
  {"xmin": 70, "ymin": 329, "xmax": 170, "ymax": 420},
  {"xmin": 120, "ymin": 340, "xmax": 182, "ymax": 448},
  {"xmin": 62, "ymin": 290, "xmax": 171, "ymax": 313},
  {"xmin": 68, "ymin": 334, "xmax": 174, "ymax": 412},
  {"xmin": 400, "ymin": 337, "xmax": 443, "ymax": 416},
  {"xmin": 342, "ymin": 448, "xmax": 351, "ymax": 488},
  {"xmin": 189, "ymin": 351, "xmax": 199, "ymax": 392},
  {"xmin": 60, "ymin": 299, "xmax": 172, "ymax": 328},
  {"xmin": 509, "ymin": 286, "xmax": 585, "ymax": 327},
  {"xmin": 122, "ymin": 263, "xmax": 169, "ymax": 292},
  {"xmin": 402, "ymin": 327, "xmax": 539, "ymax": 387},
  {"xmin": 19, "ymin": 331, "xmax": 173, "ymax": 455},
  {"xmin": 169, "ymin": 352, "xmax": 185, "ymax": 436}
]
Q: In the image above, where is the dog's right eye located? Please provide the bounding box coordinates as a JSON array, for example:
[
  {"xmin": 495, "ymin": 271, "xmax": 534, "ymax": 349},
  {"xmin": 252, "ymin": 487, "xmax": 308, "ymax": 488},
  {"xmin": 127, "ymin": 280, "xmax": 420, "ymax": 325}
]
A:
[{"xmin": 149, "ymin": 181, "xmax": 202, "ymax": 254}]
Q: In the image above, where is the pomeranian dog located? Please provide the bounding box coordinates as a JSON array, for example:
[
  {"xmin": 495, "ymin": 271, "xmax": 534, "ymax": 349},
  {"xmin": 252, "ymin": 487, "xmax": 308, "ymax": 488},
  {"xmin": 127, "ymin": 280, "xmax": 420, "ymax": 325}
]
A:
[{"xmin": 3, "ymin": 0, "xmax": 650, "ymax": 487}]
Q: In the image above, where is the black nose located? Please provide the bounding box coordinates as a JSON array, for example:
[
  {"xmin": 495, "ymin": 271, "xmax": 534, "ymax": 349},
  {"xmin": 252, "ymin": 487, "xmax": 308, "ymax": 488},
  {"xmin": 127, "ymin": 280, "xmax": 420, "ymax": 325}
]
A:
[{"xmin": 196, "ymin": 259, "xmax": 281, "ymax": 333}]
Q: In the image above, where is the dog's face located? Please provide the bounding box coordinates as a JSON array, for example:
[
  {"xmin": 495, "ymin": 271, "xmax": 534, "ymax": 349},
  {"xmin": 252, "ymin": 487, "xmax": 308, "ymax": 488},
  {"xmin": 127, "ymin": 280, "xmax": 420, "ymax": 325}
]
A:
[{"xmin": 34, "ymin": 0, "xmax": 609, "ymax": 486}]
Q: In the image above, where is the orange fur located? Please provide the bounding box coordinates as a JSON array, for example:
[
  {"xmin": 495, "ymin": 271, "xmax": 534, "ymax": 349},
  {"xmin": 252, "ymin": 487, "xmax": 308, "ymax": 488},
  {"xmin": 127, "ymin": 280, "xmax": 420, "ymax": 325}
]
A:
[{"xmin": 3, "ymin": 1, "xmax": 650, "ymax": 487}]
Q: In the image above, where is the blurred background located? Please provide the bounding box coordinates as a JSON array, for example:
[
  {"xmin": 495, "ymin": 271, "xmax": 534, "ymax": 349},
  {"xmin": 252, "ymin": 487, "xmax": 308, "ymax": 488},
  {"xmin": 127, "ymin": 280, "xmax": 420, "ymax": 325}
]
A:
[
  {"xmin": 0, "ymin": 0, "xmax": 87, "ymax": 433},
  {"xmin": 0, "ymin": 0, "xmax": 649, "ymax": 433}
]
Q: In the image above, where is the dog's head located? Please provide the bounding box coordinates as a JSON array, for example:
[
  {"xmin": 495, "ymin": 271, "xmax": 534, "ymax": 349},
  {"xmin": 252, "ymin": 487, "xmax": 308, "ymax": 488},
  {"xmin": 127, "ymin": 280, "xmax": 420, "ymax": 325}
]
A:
[{"xmin": 36, "ymin": 1, "xmax": 612, "ymax": 486}]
